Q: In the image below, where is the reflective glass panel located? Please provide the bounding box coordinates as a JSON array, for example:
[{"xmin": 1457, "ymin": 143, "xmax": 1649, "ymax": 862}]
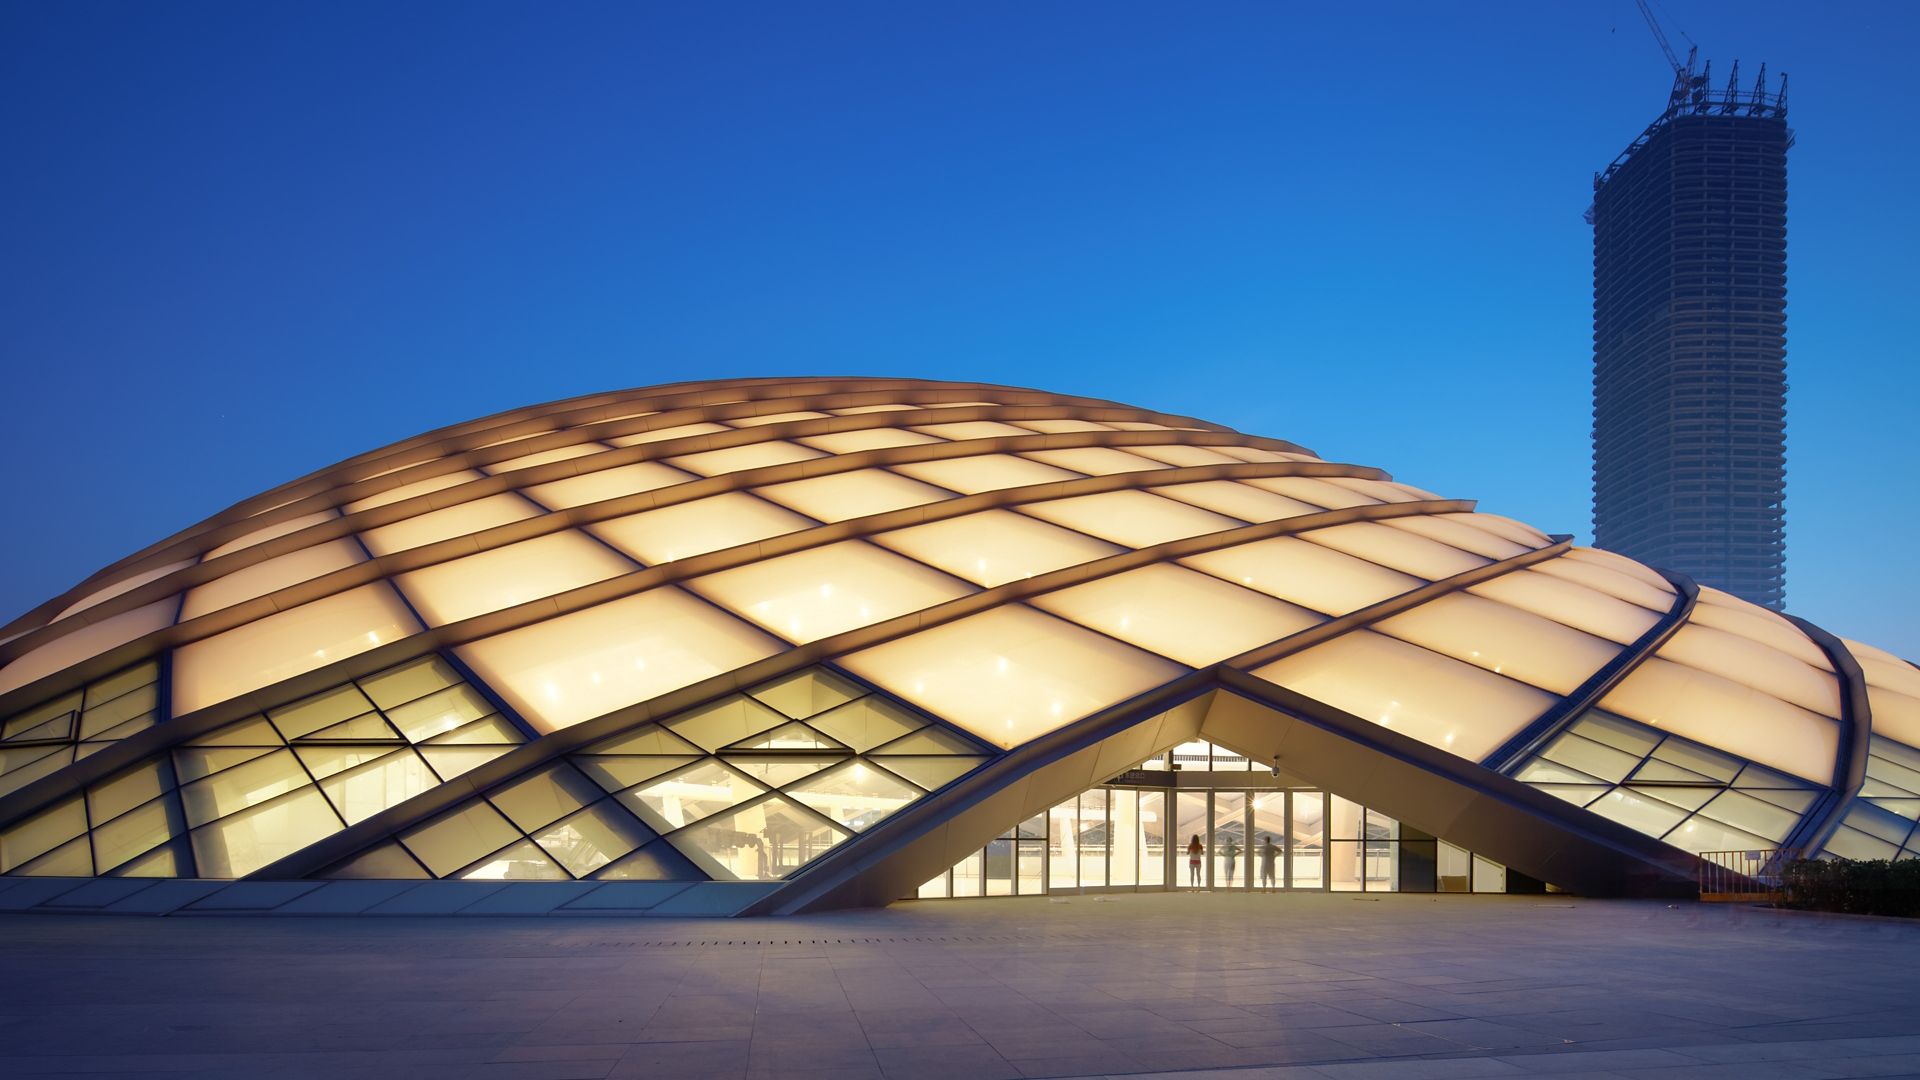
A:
[{"xmin": 668, "ymin": 796, "xmax": 844, "ymax": 880}]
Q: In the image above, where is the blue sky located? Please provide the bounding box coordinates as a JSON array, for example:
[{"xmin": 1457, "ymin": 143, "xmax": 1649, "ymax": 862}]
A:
[{"xmin": 2, "ymin": 1, "xmax": 1915, "ymax": 655}]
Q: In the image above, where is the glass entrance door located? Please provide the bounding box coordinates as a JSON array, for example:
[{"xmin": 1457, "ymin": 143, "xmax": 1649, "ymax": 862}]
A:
[
  {"xmin": 1168, "ymin": 789, "xmax": 1330, "ymax": 891},
  {"xmin": 1289, "ymin": 791, "xmax": 1324, "ymax": 889},
  {"xmin": 920, "ymin": 779, "xmax": 1519, "ymax": 900},
  {"xmin": 1250, "ymin": 791, "xmax": 1286, "ymax": 890}
]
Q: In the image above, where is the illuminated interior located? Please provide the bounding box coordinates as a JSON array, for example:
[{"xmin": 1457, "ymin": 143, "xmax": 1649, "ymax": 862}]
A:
[{"xmin": 0, "ymin": 376, "xmax": 1910, "ymax": 914}]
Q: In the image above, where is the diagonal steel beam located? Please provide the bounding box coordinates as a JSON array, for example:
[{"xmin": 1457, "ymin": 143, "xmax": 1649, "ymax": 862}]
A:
[{"xmin": 1480, "ymin": 567, "xmax": 1700, "ymax": 774}]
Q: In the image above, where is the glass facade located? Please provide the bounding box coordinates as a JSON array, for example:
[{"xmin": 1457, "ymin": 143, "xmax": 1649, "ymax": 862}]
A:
[
  {"xmin": 1511, "ymin": 709, "xmax": 1820, "ymax": 853},
  {"xmin": 0, "ymin": 655, "xmax": 523, "ymax": 878},
  {"xmin": 1, "ymin": 660, "xmax": 161, "ymax": 799},
  {"xmin": 0, "ymin": 377, "xmax": 1906, "ymax": 908},
  {"xmin": 918, "ymin": 744, "xmax": 1516, "ymax": 899},
  {"xmin": 323, "ymin": 667, "xmax": 992, "ymax": 884}
]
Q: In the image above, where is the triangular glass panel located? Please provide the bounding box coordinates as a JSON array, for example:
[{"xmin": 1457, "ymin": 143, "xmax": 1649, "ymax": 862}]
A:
[
  {"xmin": 71, "ymin": 743, "xmax": 109, "ymax": 763},
  {"xmin": 173, "ymin": 745, "xmax": 277, "ymax": 783},
  {"xmin": 89, "ymin": 760, "xmax": 177, "ymax": 824},
  {"xmin": 80, "ymin": 713, "xmax": 158, "ymax": 744},
  {"xmin": 83, "ymin": 663, "xmax": 158, "ymax": 708},
  {"xmin": 721, "ymin": 720, "xmax": 849, "ymax": 753},
  {"xmin": 804, "ymin": 696, "xmax": 925, "ymax": 752},
  {"xmin": 785, "ymin": 760, "xmax": 921, "ymax": 832},
  {"xmin": 1648, "ymin": 740, "xmax": 1740, "ymax": 783},
  {"xmin": 592, "ymin": 837, "xmax": 706, "ymax": 881},
  {"xmin": 1, "ymin": 742, "xmax": 70, "ymax": 778},
  {"xmin": 114, "ymin": 838, "xmax": 189, "ymax": 878},
  {"xmin": 268, "ymin": 685, "xmax": 378, "ymax": 740},
  {"xmin": 0, "ymin": 749, "xmax": 74, "ymax": 797},
  {"xmin": 1625, "ymin": 784, "xmax": 1718, "ymax": 812},
  {"xmin": 17, "ymin": 835, "xmax": 95, "ymax": 877},
  {"xmin": 663, "ymin": 795, "xmax": 846, "ymax": 881},
  {"xmin": 1866, "ymin": 797, "xmax": 1920, "ymax": 820},
  {"xmin": 424, "ymin": 714, "xmax": 523, "ymax": 745},
  {"xmin": 321, "ymin": 841, "xmax": 430, "ymax": 879},
  {"xmin": 1532, "ymin": 783, "xmax": 1610, "ymax": 807},
  {"xmin": 575, "ymin": 755, "xmax": 702, "ymax": 794},
  {"xmin": 582, "ymin": 724, "xmax": 704, "ymax": 757},
  {"xmin": 1744, "ymin": 787, "xmax": 1821, "ymax": 814},
  {"xmin": 1569, "ymin": 709, "xmax": 1661, "ymax": 755},
  {"xmin": 460, "ymin": 839, "xmax": 572, "ymax": 880},
  {"xmin": 864, "ymin": 755, "xmax": 984, "ymax": 792},
  {"xmin": 295, "ymin": 713, "xmax": 404, "ymax": 743},
  {"xmin": 1875, "ymin": 757, "xmax": 1920, "ymax": 795},
  {"xmin": 1732, "ymin": 763, "xmax": 1816, "ymax": 791},
  {"xmin": 746, "ymin": 667, "xmax": 863, "ymax": 720},
  {"xmin": 1539, "ymin": 733, "xmax": 1639, "ymax": 784},
  {"xmin": 488, "ymin": 764, "xmax": 602, "ymax": 832},
  {"xmin": 724, "ymin": 754, "xmax": 840, "ymax": 788},
  {"xmin": 187, "ymin": 717, "xmax": 284, "ymax": 747},
  {"xmin": 0, "ymin": 745, "xmax": 64, "ymax": 787},
  {"xmin": 1514, "ymin": 759, "xmax": 1607, "ymax": 785},
  {"xmin": 1843, "ymin": 801, "xmax": 1914, "ymax": 845},
  {"xmin": 870, "ymin": 725, "xmax": 984, "ymax": 756},
  {"xmin": 318, "ymin": 749, "xmax": 440, "ymax": 825},
  {"xmin": 533, "ymin": 801, "xmax": 655, "ymax": 878},
  {"xmin": 3, "ymin": 711, "xmax": 74, "ymax": 743},
  {"xmin": 359, "ymin": 655, "xmax": 461, "ymax": 712},
  {"xmin": 421, "ymin": 744, "xmax": 513, "ymax": 781},
  {"xmin": 2, "ymin": 693, "xmax": 81, "ymax": 740},
  {"xmin": 619, "ymin": 761, "xmax": 767, "ymax": 832},
  {"xmin": 295, "ymin": 743, "xmax": 402, "ymax": 781},
  {"xmin": 1628, "ymin": 759, "xmax": 1718, "ymax": 784},
  {"xmin": 1697, "ymin": 787, "xmax": 1797, "ymax": 837},
  {"xmin": 665, "ymin": 696, "xmax": 792, "ymax": 753},
  {"xmin": 1874, "ymin": 735, "xmax": 1920, "ymax": 770},
  {"xmin": 1666, "ymin": 815, "xmax": 1771, "ymax": 855},
  {"xmin": 91, "ymin": 796, "xmax": 178, "ymax": 873},
  {"xmin": 77, "ymin": 685, "xmax": 157, "ymax": 738},
  {"xmin": 1862, "ymin": 779, "xmax": 1918, "ymax": 799},
  {"xmin": 387, "ymin": 685, "xmax": 495, "ymax": 742},
  {"xmin": 0, "ymin": 797, "xmax": 83, "ymax": 869}
]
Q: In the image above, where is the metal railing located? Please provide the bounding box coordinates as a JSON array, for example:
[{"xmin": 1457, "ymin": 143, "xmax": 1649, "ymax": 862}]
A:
[{"xmin": 1698, "ymin": 848, "xmax": 1798, "ymax": 902}]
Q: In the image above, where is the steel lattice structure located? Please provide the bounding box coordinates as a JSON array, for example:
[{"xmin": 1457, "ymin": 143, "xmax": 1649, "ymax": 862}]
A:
[{"xmin": 0, "ymin": 377, "xmax": 1914, "ymax": 916}]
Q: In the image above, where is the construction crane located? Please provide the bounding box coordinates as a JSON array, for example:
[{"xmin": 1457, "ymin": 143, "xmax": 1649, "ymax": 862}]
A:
[
  {"xmin": 1634, "ymin": 0, "xmax": 1707, "ymax": 114},
  {"xmin": 1634, "ymin": 0, "xmax": 1688, "ymax": 75}
]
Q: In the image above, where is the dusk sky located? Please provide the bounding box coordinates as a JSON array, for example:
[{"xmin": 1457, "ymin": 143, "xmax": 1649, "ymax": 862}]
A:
[{"xmin": 3, "ymin": 1, "xmax": 1915, "ymax": 655}]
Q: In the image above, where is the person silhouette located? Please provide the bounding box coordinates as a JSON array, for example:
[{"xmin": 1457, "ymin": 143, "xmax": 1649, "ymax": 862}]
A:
[
  {"xmin": 1186, "ymin": 834, "xmax": 1203, "ymax": 887},
  {"xmin": 1222, "ymin": 835, "xmax": 1240, "ymax": 888},
  {"xmin": 1259, "ymin": 834, "xmax": 1280, "ymax": 890}
]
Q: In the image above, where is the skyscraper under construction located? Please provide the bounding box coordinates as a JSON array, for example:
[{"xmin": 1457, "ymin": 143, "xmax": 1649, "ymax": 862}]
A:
[{"xmin": 1589, "ymin": 55, "xmax": 1791, "ymax": 610}]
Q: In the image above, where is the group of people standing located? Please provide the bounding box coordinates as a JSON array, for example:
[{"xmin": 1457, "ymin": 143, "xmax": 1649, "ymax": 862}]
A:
[{"xmin": 1185, "ymin": 832, "xmax": 1281, "ymax": 889}]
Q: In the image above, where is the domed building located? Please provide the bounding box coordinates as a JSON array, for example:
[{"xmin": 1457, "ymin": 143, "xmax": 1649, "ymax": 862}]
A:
[{"xmin": 0, "ymin": 376, "xmax": 1913, "ymax": 917}]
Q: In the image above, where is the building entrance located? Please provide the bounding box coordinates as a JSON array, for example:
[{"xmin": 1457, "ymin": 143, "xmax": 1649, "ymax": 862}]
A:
[
  {"xmin": 915, "ymin": 741, "xmax": 1523, "ymax": 900},
  {"xmin": 1173, "ymin": 788, "xmax": 1324, "ymax": 891}
]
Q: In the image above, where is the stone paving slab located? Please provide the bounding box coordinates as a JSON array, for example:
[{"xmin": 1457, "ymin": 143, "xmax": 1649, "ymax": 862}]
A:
[{"xmin": 1, "ymin": 892, "xmax": 1917, "ymax": 1079}]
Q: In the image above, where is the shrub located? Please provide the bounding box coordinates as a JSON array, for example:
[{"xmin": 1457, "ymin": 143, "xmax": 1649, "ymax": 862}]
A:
[{"xmin": 1781, "ymin": 857, "xmax": 1920, "ymax": 917}]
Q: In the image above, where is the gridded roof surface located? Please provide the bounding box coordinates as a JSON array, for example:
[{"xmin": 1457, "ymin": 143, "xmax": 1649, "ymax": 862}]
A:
[{"xmin": 0, "ymin": 376, "xmax": 1914, "ymax": 884}]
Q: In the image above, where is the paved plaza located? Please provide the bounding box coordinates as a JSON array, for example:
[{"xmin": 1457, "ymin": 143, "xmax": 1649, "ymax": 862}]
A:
[{"xmin": 0, "ymin": 892, "xmax": 1917, "ymax": 1079}]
